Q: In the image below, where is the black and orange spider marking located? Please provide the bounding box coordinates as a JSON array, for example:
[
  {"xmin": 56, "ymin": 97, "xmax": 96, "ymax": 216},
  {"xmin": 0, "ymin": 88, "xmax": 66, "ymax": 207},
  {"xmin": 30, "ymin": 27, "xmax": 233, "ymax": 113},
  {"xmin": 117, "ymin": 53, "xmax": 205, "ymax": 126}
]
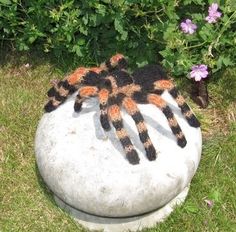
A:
[
  {"xmin": 106, "ymin": 65, "xmax": 200, "ymax": 153},
  {"xmin": 121, "ymin": 97, "xmax": 156, "ymax": 161},
  {"xmin": 100, "ymin": 64, "xmax": 200, "ymax": 150},
  {"xmin": 132, "ymin": 64, "xmax": 200, "ymax": 128},
  {"xmin": 104, "ymin": 70, "xmax": 157, "ymax": 164},
  {"xmin": 44, "ymin": 55, "xmax": 152, "ymax": 164},
  {"xmin": 128, "ymin": 64, "xmax": 200, "ymax": 147},
  {"xmin": 100, "ymin": 53, "xmax": 128, "ymax": 71},
  {"xmin": 44, "ymin": 56, "xmax": 201, "ymax": 165},
  {"xmin": 100, "ymin": 68, "xmax": 189, "ymax": 152},
  {"xmin": 44, "ymin": 54, "xmax": 127, "ymax": 113},
  {"xmin": 65, "ymin": 69, "xmax": 157, "ymax": 164}
]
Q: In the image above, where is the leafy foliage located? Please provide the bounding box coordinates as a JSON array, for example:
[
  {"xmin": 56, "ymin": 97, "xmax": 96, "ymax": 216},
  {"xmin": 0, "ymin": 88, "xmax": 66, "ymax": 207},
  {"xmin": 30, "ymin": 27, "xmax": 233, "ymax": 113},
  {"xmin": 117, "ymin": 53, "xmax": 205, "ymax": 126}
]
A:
[{"xmin": 0, "ymin": 0, "xmax": 235, "ymax": 77}]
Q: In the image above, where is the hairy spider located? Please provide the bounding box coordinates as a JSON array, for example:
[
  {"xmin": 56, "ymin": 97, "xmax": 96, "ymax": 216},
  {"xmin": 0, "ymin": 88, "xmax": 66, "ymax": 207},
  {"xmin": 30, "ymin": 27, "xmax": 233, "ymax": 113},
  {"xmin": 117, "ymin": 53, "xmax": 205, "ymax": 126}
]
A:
[
  {"xmin": 44, "ymin": 54, "xmax": 155, "ymax": 164},
  {"xmin": 44, "ymin": 55, "xmax": 200, "ymax": 165}
]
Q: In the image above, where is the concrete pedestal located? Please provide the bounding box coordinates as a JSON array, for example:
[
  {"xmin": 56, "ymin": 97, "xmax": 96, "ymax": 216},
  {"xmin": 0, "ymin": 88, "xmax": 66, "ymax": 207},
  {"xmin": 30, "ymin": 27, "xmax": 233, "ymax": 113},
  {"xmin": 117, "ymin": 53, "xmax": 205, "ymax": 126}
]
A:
[
  {"xmin": 35, "ymin": 91, "xmax": 202, "ymax": 231},
  {"xmin": 54, "ymin": 186, "xmax": 189, "ymax": 232}
]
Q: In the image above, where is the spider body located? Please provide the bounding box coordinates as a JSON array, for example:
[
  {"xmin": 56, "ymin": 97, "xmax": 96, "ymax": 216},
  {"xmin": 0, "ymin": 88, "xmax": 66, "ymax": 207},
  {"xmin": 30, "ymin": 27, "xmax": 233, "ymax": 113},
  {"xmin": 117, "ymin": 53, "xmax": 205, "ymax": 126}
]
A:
[
  {"xmin": 44, "ymin": 55, "xmax": 156, "ymax": 164},
  {"xmin": 102, "ymin": 68, "xmax": 186, "ymax": 149},
  {"xmin": 44, "ymin": 54, "xmax": 200, "ymax": 165},
  {"xmin": 74, "ymin": 69, "xmax": 157, "ymax": 164}
]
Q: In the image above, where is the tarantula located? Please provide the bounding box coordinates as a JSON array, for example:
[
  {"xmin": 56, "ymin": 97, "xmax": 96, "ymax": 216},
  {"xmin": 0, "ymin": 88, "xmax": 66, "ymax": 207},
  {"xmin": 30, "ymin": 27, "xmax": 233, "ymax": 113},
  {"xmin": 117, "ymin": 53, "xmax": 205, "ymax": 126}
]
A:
[
  {"xmin": 44, "ymin": 54, "xmax": 200, "ymax": 165},
  {"xmin": 45, "ymin": 54, "xmax": 155, "ymax": 164}
]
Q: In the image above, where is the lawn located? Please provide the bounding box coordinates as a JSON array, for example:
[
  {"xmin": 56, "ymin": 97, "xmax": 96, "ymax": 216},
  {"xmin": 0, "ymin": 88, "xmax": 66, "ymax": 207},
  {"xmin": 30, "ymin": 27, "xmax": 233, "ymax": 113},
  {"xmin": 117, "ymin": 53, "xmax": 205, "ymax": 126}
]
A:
[{"xmin": 0, "ymin": 51, "xmax": 235, "ymax": 232}]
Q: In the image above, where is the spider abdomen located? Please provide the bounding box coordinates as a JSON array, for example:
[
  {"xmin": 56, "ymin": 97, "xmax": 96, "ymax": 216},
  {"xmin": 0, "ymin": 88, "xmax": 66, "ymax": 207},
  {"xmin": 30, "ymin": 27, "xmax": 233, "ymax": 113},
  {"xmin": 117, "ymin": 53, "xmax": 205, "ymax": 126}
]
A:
[
  {"xmin": 110, "ymin": 70, "xmax": 133, "ymax": 87},
  {"xmin": 132, "ymin": 64, "xmax": 168, "ymax": 90}
]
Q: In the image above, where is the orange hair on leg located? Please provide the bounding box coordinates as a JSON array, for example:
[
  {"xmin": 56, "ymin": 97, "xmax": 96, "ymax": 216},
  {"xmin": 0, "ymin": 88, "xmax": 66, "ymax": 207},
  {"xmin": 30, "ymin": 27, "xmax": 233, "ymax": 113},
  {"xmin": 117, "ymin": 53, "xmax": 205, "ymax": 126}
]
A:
[
  {"xmin": 122, "ymin": 97, "xmax": 157, "ymax": 161},
  {"xmin": 108, "ymin": 104, "xmax": 140, "ymax": 164}
]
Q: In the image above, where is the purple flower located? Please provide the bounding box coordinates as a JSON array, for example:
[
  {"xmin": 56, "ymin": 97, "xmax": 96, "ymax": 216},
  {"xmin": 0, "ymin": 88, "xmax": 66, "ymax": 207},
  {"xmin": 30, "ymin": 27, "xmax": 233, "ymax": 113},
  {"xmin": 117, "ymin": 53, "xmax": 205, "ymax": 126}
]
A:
[
  {"xmin": 204, "ymin": 199, "xmax": 214, "ymax": 208},
  {"xmin": 190, "ymin": 64, "xmax": 208, "ymax": 81},
  {"xmin": 205, "ymin": 3, "xmax": 222, "ymax": 23},
  {"xmin": 180, "ymin": 19, "xmax": 197, "ymax": 34}
]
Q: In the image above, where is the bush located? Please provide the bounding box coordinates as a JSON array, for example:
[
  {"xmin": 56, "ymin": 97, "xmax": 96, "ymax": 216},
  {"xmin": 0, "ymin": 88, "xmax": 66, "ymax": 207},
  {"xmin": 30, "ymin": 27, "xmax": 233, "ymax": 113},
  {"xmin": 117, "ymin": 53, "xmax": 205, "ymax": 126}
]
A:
[{"xmin": 0, "ymin": 0, "xmax": 235, "ymax": 77}]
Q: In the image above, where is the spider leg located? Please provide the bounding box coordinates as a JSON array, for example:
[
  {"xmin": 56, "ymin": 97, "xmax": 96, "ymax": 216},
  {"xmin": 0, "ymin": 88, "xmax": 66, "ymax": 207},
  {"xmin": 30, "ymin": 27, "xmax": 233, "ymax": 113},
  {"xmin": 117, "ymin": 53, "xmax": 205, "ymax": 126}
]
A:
[
  {"xmin": 108, "ymin": 104, "xmax": 140, "ymax": 165},
  {"xmin": 147, "ymin": 94, "xmax": 187, "ymax": 148},
  {"xmin": 74, "ymin": 86, "xmax": 98, "ymax": 112},
  {"xmin": 45, "ymin": 79, "xmax": 78, "ymax": 112},
  {"xmin": 45, "ymin": 54, "xmax": 127, "ymax": 113},
  {"xmin": 100, "ymin": 54, "xmax": 128, "ymax": 72},
  {"xmin": 122, "ymin": 97, "xmax": 157, "ymax": 161},
  {"xmin": 153, "ymin": 80, "xmax": 200, "ymax": 127},
  {"xmin": 45, "ymin": 67, "xmax": 89, "ymax": 112},
  {"xmin": 98, "ymin": 89, "xmax": 111, "ymax": 131}
]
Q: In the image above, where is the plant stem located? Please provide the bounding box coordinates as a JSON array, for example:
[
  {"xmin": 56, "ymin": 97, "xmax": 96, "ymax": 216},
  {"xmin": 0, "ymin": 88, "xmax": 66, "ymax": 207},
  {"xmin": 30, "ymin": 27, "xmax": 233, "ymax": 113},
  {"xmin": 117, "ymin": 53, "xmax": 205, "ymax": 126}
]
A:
[{"xmin": 208, "ymin": 11, "xmax": 236, "ymax": 56}]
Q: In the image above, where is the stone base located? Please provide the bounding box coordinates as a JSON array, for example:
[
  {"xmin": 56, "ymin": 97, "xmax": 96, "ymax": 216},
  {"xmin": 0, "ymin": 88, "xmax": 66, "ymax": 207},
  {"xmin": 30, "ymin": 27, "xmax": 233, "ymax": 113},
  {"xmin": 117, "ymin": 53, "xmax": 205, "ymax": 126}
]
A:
[
  {"xmin": 54, "ymin": 186, "xmax": 189, "ymax": 232},
  {"xmin": 36, "ymin": 92, "xmax": 202, "ymax": 230},
  {"xmin": 36, "ymin": 94, "xmax": 202, "ymax": 218}
]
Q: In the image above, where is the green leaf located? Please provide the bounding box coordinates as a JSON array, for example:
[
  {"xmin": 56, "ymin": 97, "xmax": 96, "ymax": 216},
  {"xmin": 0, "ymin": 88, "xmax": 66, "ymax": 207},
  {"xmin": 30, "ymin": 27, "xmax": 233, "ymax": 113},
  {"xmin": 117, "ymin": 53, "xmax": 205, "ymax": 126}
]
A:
[
  {"xmin": 95, "ymin": 4, "xmax": 106, "ymax": 16},
  {"xmin": 159, "ymin": 50, "xmax": 168, "ymax": 58},
  {"xmin": 184, "ymin": 203, "xmax": 199, "ymax": 214},
  {"xmin": 18, "ymin": 42, "xmax": 29, "ymax": 51},
  {"xmin": 114, "ymin": 18, "xmax": 122, "ymax": 32},
  {"xmin": 66, "ymin": 34, "xmax": 72, "ymax": 42},
  {"xmin": 114, "ymin": 17, "xmax": 128, "ymax": 40},
  {"xmin": 214, "ymin": 55, "xmax": 234, "ymax": 72},
  {"xmin": 163, "ymin": 23, "xmax": 176, "ymax": 41},
  {"xmin": 199, "ymin": 25, "xmax": 214, "ymax": 41},
  {"xmin": 0, "ymin": 0, "xmax": 11, "ymax": 5},
  {"xmin": 226, "ymin": 0, "xmax": 236, "ymax": 12},
  {"xmin": 89, "ymin": 14, "xmax": 98, "ymax": 26},
  {"xmin": 209, "ymin": 190, "xmax": 222, "ymax": 203},
  {"xmin": 182, "ymin": 0, "xmax": 192, "ymax": 5},
  {"xmin": 77, "ymin": 38, "xmax": 85, "ymax": 45},
  {"xmin": 136, "ymin": 60, "xmax": 148, "ymax": 67},
  {"xmin": 72, "ymin": 45, "xmax": 82, "ymax": 56},
  {"xmin": 28, "ymin": 36, "xmax": 36, "ymax": 44},
  {"xmin": 191, "ymin": 13, "xmax": 204, "ymax": 21},
  {"xmin": 82, "ymin": 14, "xmax": 89, "ymax": 25},
  {"xmin": 79, "ymin": 25, "xmax": 88, "ymax": 35},
  {"xmin": 222, "ymin": 56, "xmax": 233, "ymax": 66}
]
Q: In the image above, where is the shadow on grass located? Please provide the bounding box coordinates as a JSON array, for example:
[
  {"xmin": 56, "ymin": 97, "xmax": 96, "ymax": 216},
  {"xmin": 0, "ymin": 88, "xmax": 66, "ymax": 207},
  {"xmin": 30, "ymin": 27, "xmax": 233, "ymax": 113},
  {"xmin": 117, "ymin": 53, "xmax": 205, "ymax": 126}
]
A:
[
  {"xmin": 1, "ymin": 42, "xmax": 235, "ymax": 112},
  {"xmin": 0, "ymin": 43, "xmax": 88, "ymax": 74}
]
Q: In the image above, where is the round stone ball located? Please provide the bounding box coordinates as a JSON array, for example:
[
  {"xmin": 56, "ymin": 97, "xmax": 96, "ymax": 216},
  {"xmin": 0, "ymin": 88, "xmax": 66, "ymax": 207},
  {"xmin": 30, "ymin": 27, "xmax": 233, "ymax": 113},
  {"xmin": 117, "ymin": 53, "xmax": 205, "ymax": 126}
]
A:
[{"xmin": 35, "ymin": 91, "xmax": 202, "ymax": 217}]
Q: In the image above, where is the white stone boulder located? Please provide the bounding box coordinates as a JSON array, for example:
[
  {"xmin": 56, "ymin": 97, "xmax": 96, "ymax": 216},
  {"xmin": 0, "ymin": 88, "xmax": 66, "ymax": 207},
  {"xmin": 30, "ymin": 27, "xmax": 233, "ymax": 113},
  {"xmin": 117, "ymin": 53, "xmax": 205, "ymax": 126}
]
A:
[{"xmin": 35, "ymin": 91, "xmax": 202, "ymax": 231}]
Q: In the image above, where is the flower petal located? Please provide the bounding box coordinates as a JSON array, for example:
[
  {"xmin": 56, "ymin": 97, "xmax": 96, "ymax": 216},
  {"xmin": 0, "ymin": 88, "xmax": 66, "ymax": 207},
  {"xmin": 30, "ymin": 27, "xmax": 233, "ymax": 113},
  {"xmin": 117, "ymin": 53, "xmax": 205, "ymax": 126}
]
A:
[
  {"xmin": 205, "ymin": 16, "xmax": 217, "ymax": 23},
  {"xmin": 199, "ymin": 64, "xmax": 208, "ymax": 71},
  {"xmin": 194, "ymin": 74, "xmax": 202, "ymax": 81},
  {"xmin": 190, "ymin": 71, "xmax": 197, "ymax": 78},
  {"xmin": 201, "ymin": 71, "xmax": 209, "ymax": 78},
  {"xmin": 186, "ymin": 19, "xmax": 192, "ymax": 24},
  {"xmin": 211, "ymin": 3, "xmax": 219, "ymax": 12},
  {"xmin": 180, "ymin": 19, "xmax": 197, "ymax": 34}
]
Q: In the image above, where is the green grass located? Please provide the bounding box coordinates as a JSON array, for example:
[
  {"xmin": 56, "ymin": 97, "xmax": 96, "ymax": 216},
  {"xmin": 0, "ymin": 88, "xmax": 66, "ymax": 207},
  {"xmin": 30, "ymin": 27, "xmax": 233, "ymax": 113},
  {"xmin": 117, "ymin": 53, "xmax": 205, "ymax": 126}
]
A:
[{"xmin": 0, "ymin": 52, "xmax": 235, "ymax": 232}]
